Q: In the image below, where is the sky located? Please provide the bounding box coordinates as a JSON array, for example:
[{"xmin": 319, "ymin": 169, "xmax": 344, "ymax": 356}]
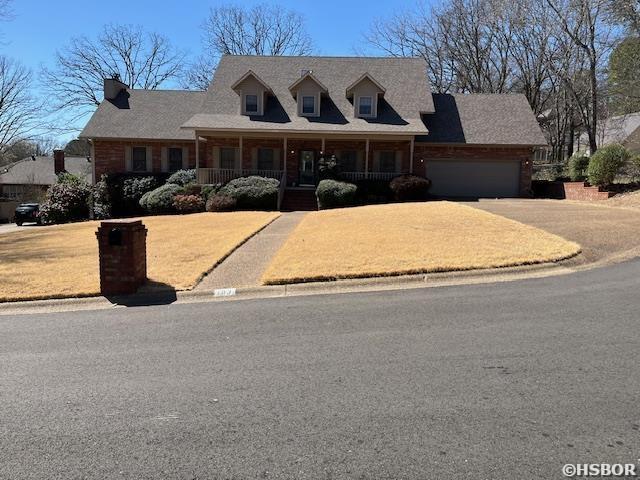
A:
[{"xmin": 1, "ymin": 0, "xmax": 419, "ymax": 142}]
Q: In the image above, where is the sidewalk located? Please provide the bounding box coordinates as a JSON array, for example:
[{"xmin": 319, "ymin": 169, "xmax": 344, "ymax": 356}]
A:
[{"xmin": 195, "ymin": 211, "xmax": 306, "ymax": 290}]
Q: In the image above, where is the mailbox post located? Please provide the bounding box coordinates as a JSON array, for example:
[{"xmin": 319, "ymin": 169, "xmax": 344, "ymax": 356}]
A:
[{"xmin": 96, "ymin": 219, "xmax": 147, "ymax": 295}]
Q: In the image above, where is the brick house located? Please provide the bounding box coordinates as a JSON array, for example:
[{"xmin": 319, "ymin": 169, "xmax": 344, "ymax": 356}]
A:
[{"xmin": 80, "ymin": 55, "xmax": 546, "ymax": 206}]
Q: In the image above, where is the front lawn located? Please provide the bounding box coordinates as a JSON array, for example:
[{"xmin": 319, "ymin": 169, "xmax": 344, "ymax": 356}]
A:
[
  {"xmin": 0, "ymin": 212, "xmax": 279, "ymax": 302},
  {"xmin": 262, "ymin": 202, "xmax": 580, "ymax": 284}
]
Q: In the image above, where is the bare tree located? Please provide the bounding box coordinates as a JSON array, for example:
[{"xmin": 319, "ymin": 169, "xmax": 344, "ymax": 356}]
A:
[
  {"xmin": 545, "ymin": 0, "xmax": 615, "ymax": 153},
  {"xmin": 41, "ymin": 24, "xmax": 185, "ymax": 120},
  {"xmin": 608, "ymin": 0, "xmax": 640, "ymax": 35},
  {"xmin": 184, "ymin": 3, "xmax": 313, "ymax": 90},
  {"xmin": 0, "ymin": 57, "xmax": 41, "ymax": 163}
]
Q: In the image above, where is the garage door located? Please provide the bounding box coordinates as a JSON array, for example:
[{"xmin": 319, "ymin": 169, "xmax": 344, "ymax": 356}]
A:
[{"xmin": 426, "ymin": 159, "xmax": 521, "ymax": 198}]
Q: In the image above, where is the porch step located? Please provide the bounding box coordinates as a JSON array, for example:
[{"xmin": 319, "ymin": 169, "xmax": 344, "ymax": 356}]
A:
[{"xmin": 281, "ymin": 189, "xmax": 317, "ymax": 211}]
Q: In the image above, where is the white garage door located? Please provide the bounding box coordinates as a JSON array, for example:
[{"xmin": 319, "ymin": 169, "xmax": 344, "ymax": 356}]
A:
[{"xmin": 426, "ymin": 159, "xmax": 521, "ymax": 198}]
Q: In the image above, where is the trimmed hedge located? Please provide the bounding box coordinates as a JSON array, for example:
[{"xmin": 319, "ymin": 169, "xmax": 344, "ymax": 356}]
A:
[
  {"xmin": 206, "ymin": 194, "xmax": 237, "ymax": 212},
  {"xmin": 201, "ymin": 183, "xmax": 222, "ymax": 200},
  {"xmin": 568, "ymin": 152, "xmax": 590, "ymax": 181},
  {"xmin": 139, "ymin": 184, "xmax": 185, "ymax": 213},
  {"xmin": 173, "ymin": 194, "xmax": 205, "ymax": 214},
  {"xmin": 167, "ymin": 169, "xmax": 196, "ymax": 186},
  {"xmin": 316, "ymin": 179, "xmax": 357, "ymax": 209},
  {"xmin": 96, "ymin": 172, "xmax": 167, "ymax": 217},
  {"xmin": 355, "ymin": 178, "xmax": 393, "ymax": 204},
  {"xmin": 389, "ymin": 174, "xmax": 431, "ymax": 201},
  {"xmin": 587, "ymin": 144, "xmax": 630, "ymax": 187},
  {"xmin": 219, "ymin": 176, "xmax": 279, "ymax": 210}
]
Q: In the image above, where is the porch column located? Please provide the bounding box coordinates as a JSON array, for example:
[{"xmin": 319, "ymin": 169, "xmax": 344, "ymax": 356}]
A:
[
  {"xmin": 238, "ymin": 135, "xmax": 243, "ymax": 173},
  {"xmin": 195, "ymin": 131, "xmax": 200, "ymax": 183},
  {"xmin": 321, "ymin": 138, "xmax": 325, "ymax": 156},
  {"xmin": 283, "ymin": 137, "xmax": 288, "ymax": 182},
  {"xmin": 409, "ymin": 137, "xmax": 414, "ymax": 174},
  {"xmin": 365, "ymin": 139, "xmax": 370, "ymax": 179}
]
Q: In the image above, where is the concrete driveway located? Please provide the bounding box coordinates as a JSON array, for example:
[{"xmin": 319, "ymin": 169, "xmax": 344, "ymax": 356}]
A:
[
  {"xmin": 468, "ymin": 199, "xmax": 640, "ymax": 267},
  {"xmin": 0, "ymin": 223, "xmax": 33, "ymax": 235}
]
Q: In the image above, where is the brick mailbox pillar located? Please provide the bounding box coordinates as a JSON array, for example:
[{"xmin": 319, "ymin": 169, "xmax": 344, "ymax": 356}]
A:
[{"xmin": 96, "ymin": 220, "xmax": 148, "ymax": 295}]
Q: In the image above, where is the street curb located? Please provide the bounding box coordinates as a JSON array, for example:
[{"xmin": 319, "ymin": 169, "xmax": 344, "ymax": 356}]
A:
[{"xmin": 0, "ymin": 260, "xmax": 577, "ymax": 316}]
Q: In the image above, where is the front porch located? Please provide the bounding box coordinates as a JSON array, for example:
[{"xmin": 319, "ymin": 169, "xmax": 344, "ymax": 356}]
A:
[{"xmin": 194, "ymin": 134, "xmax": 416, "ymax": 188}]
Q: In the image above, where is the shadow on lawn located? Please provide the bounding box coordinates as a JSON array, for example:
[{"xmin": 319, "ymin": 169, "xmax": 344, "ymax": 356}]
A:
[{"xmin": 105, "ymin": 280, "xmax": 177, "ymax": 307}]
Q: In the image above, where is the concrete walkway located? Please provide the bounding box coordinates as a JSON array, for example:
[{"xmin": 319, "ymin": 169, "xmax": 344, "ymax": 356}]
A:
[{"xmin": 196, "ymin": 211, "xmax": 307, "ymax": 290}]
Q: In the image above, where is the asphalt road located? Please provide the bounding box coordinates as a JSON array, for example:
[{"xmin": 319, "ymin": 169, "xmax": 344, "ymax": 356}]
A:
[{"xmin": 2, "ymin": 261, "xmax": 640, "ymax": 479}]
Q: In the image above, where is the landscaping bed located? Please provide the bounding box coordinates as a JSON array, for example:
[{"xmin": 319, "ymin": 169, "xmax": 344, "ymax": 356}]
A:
[
  {"xmin": 0, "ymin": 212, "xmax": 279, "ymax": 302},
  {"xmin": 262, "ymin": 202, "xmax": 580, "ymax": 284}
]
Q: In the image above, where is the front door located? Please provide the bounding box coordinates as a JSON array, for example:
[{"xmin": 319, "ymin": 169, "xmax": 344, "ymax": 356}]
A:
[{"xmin": 299, "ymin": 150, "xmax": 315, "ymax": 186}]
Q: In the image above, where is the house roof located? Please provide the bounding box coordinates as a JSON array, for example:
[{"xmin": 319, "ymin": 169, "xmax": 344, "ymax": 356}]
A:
[
  {"xmin": 288, "ymin": 71, "xmax": 328, "ymax": 95},
  {"xmin": 80, "ymin": 89, "xmax": 206, "ymax": 140},
  {"xmin": 593, "ymin": 112, "xmax": 640, "ymax": 147},
  {"xmin": 417, "ymin": 93, "xmax": 547, "ymax": 146},
  {"xmin": 183, "ymin": 55, "xmax": 434, "ymax": 136},
  {"xmin": 0, "ymin": 156, "xmax": 92, "ymax": 186}
]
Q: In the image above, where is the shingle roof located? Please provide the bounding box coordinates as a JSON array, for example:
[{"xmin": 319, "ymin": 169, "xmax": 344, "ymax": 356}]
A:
[
  {"xmin": 591, "ymin": 112, "xmax": 640, "ymax": 146},
  {"xmin": 80, "ymin": 90, "xmax": 206, "ymax": 140},
  {"xmin": 0, "ymin": 156, "xmax": 92, "ymax": 185},
  {"xmin": 182, "ymin": 55, "xmax": 434, "ymax": 135},
  {"xmin": 417, "ymin": 93, "xmax": 547, "ymax": 146}
]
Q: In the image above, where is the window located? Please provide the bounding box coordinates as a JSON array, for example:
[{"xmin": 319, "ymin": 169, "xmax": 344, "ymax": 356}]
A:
[
  {"xmin": 220, "ymin": 147, "xmax": 236, "ymax": 169},
  {"xmin": 257, "ymin": 148, "xmax": 274, "ymax": 170},
  {"xmin": 359, "ymin": 96, "xmax": 373, "ymax": 116},
  {"xmin": 168, "ymin": 148, "xmax": 183, "ymax": 172},
  {"xmin": 132, "ymin": 147, "xmax": 147, "ymax": 172},
  {"xmin": 340, "ymin": 150, "xmax": 357, "ymax": 172},
  {"xmin": 379, "ymin": 151, "xmax": 396, "ymax": 173},
  {"xmin": 302, "ymin": 95, "xmax": 316, "ymax": 115},
  {"xmin": 245, "ymin": 94, "xmax": 258, "ymax": 113}
]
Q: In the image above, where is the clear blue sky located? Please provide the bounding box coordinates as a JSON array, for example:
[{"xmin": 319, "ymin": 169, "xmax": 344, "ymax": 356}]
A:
[
  {"xmin": 3, "ymin": 0, "xmax": 418, "ymax": 82},
  {"xmin": 1, "ymin": 0, "xmax": 420, "ymax": 141}
]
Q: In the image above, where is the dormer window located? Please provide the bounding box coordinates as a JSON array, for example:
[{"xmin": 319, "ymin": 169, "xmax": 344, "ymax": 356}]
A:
[
  {"xmin": 245, "ymin": 94, "xmax": 258, "ymax": 114},
  {"xmin": 302, "ymin": 96, "xmax": 316, "ymax": 115},
  {"xmin": 346, "ymin": 73, "xmax": 386, "ymax": 119},
  {"xmin": 289, "ymin": 71, "xmax": 327, "ymax": 118},
  {"xmin": 358, "ymin": 96, "xmax": 373, "ymax": 117},
  {"xmin": 231, "ymin": 70, "xmax": 273, "ymax": 117}
]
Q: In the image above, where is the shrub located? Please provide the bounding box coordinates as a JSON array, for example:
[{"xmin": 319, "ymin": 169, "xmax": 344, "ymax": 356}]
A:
[
  {"xmin": 206, "ymin": 194, "xmax": 237, "ymax": 212},
  {"xmin": 315, "ymin": 179, "xmax": 357, "ymax": 209},
  {"xmin": 173, "ymin": 194, "xmax": 205, "ymax": 214},
  {"xmin": 389, "ymin": 174, "xmax": 432, "ymax": 201},
  {"xmin": 139, "ymin": 184, "xmax": 185, "ymax": 214},
  {"xmin": 219, "ymin": 176, "xmax": 279, "ymax": 210},
  {"xmin": 167, "ymin": 169, "xmax": 196, "ymax": 186},
  {"xmin": 40, "ymin": 174, "xmax": 92, "ymax": 224},
  {"xmin": 587, "ymin": 144, "xmax": 630, "ymax": 187},
  {"xmin": 568, "ymin": 152, "xmax": 590, "ymax": 181},
  {"xmin": 318, "ymin": 155, "xmax": 340, "ymax": 180},
  {"xmin": 201, "ymin": 183, "xmax": 222, "ymax": 200},
  {"xmin": 355, "ymin": 178, "xmax": 394, "ymax": 204},
  {"xmin": 98, "ymin": 173, "xmax": 167, "ymax": 217},
  {"xmin": 93, "ymin": 176, "xmax": 111, "ymax": 219},
  {"xmin": 628, "ymin": 155, "xmax": 640, "ymax": 180}
]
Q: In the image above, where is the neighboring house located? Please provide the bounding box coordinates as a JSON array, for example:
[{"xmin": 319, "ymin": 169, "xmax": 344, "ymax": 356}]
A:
[
  {"xmin": 80, "ymin": 55, "xmax": 546, "ymax": 203},
  {"xmin": 0, "ymin": 151, "xmax": 92, "ymax": 201},
  {"xmin": 586, "ymin": 112, "xmax": 640, "ymax": 154}
]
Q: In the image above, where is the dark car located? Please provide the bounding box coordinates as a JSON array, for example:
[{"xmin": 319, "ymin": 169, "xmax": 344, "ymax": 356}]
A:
[{"xmin": 14, "ymin": 203, "xmax": 41, "ymax": 226}]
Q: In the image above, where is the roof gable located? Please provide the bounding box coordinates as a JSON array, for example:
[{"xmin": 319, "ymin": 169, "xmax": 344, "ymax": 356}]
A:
[
  {"xmin": 288, "ymin": 72, "xmax": 328, "ymax": 96},
  {"xmin": 231, "ymin": 70, "xmax": 273, "ymax": 93},
  {"xmin": 346, "ymin": 73, "xmax": 386, "ymax": 97}
]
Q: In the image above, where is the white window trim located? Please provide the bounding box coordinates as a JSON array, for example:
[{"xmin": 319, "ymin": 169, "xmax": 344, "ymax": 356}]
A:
[
  {"xmin": 129, "ymin": 146, "xmax": 151, "ymax": 173},
  {"xmin": 299, "ymin": 93, "xmax": 320, "ymax": 117},
  {"xmin": 357, "ymin": 95, "xmax": 376, "ymax": 119},
  {"xmin": 242, "ymin": 91, "xmax": 263, "ymax": 116}
]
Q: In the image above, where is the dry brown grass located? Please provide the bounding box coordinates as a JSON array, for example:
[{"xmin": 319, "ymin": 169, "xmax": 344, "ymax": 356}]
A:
[
  {"xmin": 607, "ymin": 190, "xmax": 640, "ymax": 208},
  {"xmin": 262, "ymin": 202, "xmax": 580, "ymax": 284},
  {"xmin": 0, "ymin": 212, "xmax": 279, "ymax": 302}
]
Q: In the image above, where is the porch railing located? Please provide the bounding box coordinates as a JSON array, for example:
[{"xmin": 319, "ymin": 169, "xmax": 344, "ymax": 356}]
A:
[
  {"xmin": 197, "ymin": 168, "xmax": 284, "ymax": 185},
  {"xmin": 341, "ymin": 171, "xmax": 404, "ymax": 182}
]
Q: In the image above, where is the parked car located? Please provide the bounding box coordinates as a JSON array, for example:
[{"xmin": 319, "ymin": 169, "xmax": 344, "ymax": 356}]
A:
[{"xmin": 14, "ymin": 203, "xmax": 41, "ymax": 226}]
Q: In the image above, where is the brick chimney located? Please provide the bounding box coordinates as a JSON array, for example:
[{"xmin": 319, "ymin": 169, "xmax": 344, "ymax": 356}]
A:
[
  {"xmin": 103, "ymin": 76, "xmax": 128, "ymax": 100},
  {"xmin": 53, "ymin": 149, "xmax": 65, "ymax": 175}
]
